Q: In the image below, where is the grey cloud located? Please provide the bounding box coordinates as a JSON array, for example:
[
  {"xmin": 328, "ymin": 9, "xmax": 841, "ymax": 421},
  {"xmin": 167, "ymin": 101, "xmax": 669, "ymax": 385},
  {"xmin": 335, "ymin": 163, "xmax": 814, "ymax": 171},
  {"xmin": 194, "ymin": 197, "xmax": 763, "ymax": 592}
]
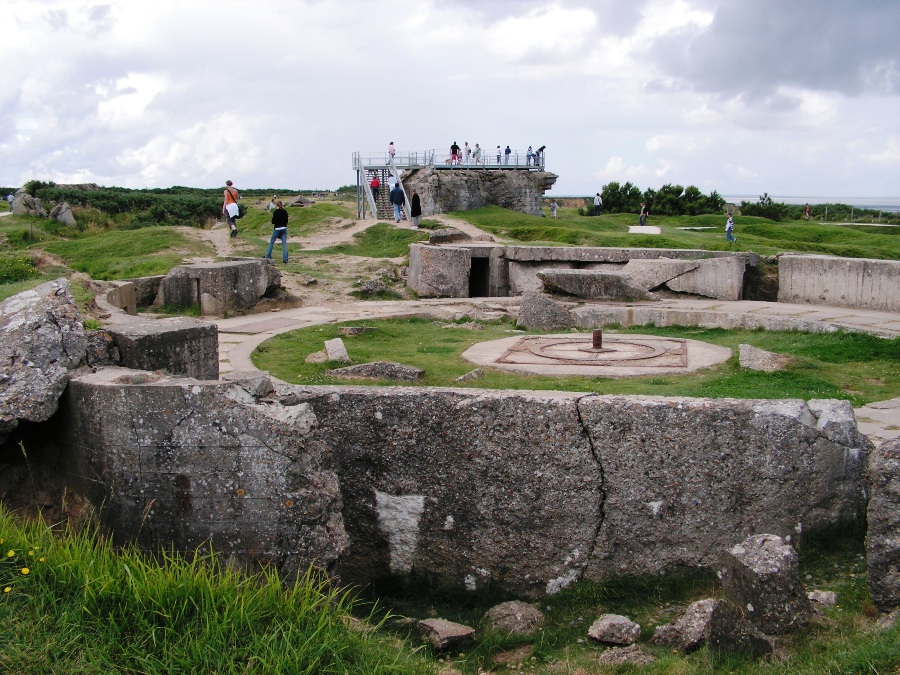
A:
[{"xmin": 652, "ymin": 0, "xmax": 900, "ymax": 100}]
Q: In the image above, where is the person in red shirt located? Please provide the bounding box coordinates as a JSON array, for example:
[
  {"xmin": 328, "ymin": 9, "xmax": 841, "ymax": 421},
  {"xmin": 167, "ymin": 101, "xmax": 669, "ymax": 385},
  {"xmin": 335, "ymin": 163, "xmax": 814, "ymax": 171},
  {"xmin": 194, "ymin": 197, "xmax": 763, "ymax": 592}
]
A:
[{"xmin": 370, "ymin": 176, "xmax": 380, "ymax": 202}]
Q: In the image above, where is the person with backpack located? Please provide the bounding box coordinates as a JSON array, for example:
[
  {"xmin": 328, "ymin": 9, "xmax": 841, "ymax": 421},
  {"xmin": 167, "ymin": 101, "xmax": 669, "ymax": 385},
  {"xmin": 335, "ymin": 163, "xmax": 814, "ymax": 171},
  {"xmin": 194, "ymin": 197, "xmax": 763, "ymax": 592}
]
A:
[{"xmin": 222, "ymin": 180, "xmax": 240, "ymax": 238}]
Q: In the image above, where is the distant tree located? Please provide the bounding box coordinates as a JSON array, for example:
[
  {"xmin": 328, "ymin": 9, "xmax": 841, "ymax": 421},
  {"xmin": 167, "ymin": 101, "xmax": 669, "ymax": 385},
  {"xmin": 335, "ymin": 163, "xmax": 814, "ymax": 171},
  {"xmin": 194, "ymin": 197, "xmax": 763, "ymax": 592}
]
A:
[{"xmin": 600, "ymin": 181, "xmax": 643, "ymax": 214}]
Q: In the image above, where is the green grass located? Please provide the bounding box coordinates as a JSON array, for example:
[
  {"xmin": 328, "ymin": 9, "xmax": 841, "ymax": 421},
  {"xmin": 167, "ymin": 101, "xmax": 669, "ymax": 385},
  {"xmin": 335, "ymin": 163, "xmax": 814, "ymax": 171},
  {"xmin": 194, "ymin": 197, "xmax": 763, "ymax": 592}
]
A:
[
  {"xmin": 0, "ymin": 507, "xmax": 433, "ymax": 674},
  {"xmin": 314, "ymin": 222, "xmax": 429, "ymax": 258},
  {"xmin": 39, "ymin": 226, "xmax": 211, "ymax": 279},
  {"xmin": 251, "ymin": 318, "xmax": 900, "ymax": 405},
  {"xmin": 362, "ymin": 526, "xmax": 898, "ymax": 674},
  {"xmin": 453, "ymin": 206, "xmax": 900, "ymax": 259}
]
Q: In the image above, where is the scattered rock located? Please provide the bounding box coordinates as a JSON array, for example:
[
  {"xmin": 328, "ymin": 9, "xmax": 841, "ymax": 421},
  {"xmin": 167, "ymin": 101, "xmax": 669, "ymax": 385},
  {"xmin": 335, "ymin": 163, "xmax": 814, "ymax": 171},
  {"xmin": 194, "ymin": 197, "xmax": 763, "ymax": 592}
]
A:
[
  {"xmin": 417, "ymin": 618, "xmax": 475, "ymax": 651},
  {"xmin": 11, "ymin": 193, "xmax": 48, "ymax": 217},
  {"xmin": 587, "ymin": 614, "xmax": 640, "ymax": 645},
  {"xmin": 323, "ymin": 337, "xmax": 351, "ymax": 363},
  {"xmin": 443, "ymin": 321, "xmax": 483, "ymax": 330},
  {"xmin": 807, "ymin": 590, "xmax": 838, "ymax": 607},
  {"xmin": 483, "ymin": 600, "xmax": 545, "ymax": 635},
  {"xmin": 49, "ymin": 202, "xmax": 77, "ymax": 227},
  {"xmin": 327, "ymin": 362, "xmax": 424, "ymax": 382},
  {"xmin": 596, "ymin": 644, "xmax": 657, "ymax": 666},
  {"xmin": 455, "ymin": 368, "xmax": 483, "ymax": 383},
  {"xmin": 651, "ymin": 598, "xmax": 718, "ymax": 653},
  {"xmin": 876, "ymin": 608, "xmax": 899, "ymax": 632},
  {"xmin": 719, "ymin": 534, "xmax": 813, "ymax": 634},
  {"xmin": 305, "ymin": 350, "xmax": 327, "ymax": 364},
  {"xmin": 429, "ymin": 228, "xmax": 472, "ymax": 245},
  {"xmin": 0, "ymin": 279, "xmax": 87, "ymax": 443},
  {"xmin": 358, "ymin": 278, "xmax": 388, "ymax": 296},
  {"xmin": 706, "ymin": 599, "xmax": 774, "ymax": 659},
  {"xmin": 867, "ymin": 437, "xmax": 900, "ymax": 612},
  {"xmin": 297, "ymin": 275, "xmax": 318, "ymax": 286},
  {"xmin": 339, "ymin": 326, "xmax": 377, "ymax": 337},
  {"xmin": 739, "ymin": 344, "xmax": 791, "ymax": 372},
  {"xmin": 221, "ymin": 371, "xmax": 275, "ymax": 399},
  {"xmin": 515, "ymin": 291, "xmax": 575, "ymax": 330}
]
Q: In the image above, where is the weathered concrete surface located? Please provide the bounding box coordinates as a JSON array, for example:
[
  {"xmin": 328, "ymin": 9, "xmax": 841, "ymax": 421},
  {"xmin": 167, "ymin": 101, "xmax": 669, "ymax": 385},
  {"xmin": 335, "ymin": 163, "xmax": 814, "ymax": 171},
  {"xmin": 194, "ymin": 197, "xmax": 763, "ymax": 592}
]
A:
[
  {"xmin": 104, "ymin": 282, "xmax": 137, "ymax": 315},
  {"xmin": 508, "ymin": 261, "xmax": 574, "ymax": 295},
  {"xmin": 417, "ymin": 618, "xmax": 475, "ymax": 650},
  {"xmin": 0, "ymin": 279, "xmax": 86, "ymax": 443},
  {"xmin": 403, "ymin": 167, "xmax": 558, "ymax": 216},
  {"xmin": 58, "ymin": 368, "xmax": 348, "ymax": 577},
  {"xmin": 538, "ymin": 269, "xmax": 659, "ymax": 301},
  {"xmin": 620, "ymin": 258, "xmax": 700, "ymax": 291},
  {"xmin": 581, "ymin": 397, "xmax": 871, "ymax": 579},
  {"xmin": 515, "ymin": 291, "xmax": 577, "ymax": 330},
  {"xmin": 105, "ymin": 316, "xmax": 219, "ymax": 380},
  {"xmin": 154, "ymin": 260, "xmax": 281, "ymax": 315},
  {"xmin": 407, "ymin": 245, "xmax": 471, "ymax": 298},
  {"xmin": 867, "ymin": 438, "xmax": 900, "ymax": 612},
  {"xmin": 327, "ymin": 362, "xmax": 424, "ymax": 381},
  {"xmin": 778, "ymin": 254, "xmax": 900, "ymax": 312},
  {"xmin": 718, "ymin": 534, "xmax": 812, "ymax": 634},
  {"xmin": 50, "ymin": 374, "xmax": 873, "ymax": 598},
  {"xmin": 295, "ymin": 386, "xmax": 601, "ymax": 597},
  {"xmin": 587, "ymin": 614, "xmax": 641, "ymax": 645},
  {"xmin": 739, "ymin": 344, "xmax": 790, "ymax": 372},
  {"xmin": 666, "ymin": 255, "xmax": 747, "ymax": 301}
]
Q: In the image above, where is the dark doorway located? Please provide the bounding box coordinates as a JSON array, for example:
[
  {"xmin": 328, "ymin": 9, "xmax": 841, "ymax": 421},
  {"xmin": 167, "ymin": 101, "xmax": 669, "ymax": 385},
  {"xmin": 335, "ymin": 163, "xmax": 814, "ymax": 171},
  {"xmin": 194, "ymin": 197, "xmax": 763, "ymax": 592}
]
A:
[{"xmin": 469, "ymin": 258, "xmax": 490, "ymax": 297}]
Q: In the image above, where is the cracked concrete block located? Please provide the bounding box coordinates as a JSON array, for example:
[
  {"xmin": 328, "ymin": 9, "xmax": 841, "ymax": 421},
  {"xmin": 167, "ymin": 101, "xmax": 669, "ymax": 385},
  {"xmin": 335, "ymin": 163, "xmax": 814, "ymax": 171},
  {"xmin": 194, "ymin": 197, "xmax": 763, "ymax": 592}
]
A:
[
  {"xmin": 579, "ymin": 396, "xmax": 870, "ymax": 579},
  {"xmin": 57, "ymin": 368, "xmax": 348, "ymax": 578},
  {"xmin": 106, "ymin": 316, "xmax": 218, "ymax": 380}
]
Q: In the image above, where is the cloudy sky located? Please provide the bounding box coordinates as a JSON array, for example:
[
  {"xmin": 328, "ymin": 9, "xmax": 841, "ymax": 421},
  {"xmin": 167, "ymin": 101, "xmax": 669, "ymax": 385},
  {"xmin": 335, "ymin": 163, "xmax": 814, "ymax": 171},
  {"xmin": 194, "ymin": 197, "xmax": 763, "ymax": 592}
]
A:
[{"xmin": 2, "ymin": 0, "xmax": 898, "ymax": 198}]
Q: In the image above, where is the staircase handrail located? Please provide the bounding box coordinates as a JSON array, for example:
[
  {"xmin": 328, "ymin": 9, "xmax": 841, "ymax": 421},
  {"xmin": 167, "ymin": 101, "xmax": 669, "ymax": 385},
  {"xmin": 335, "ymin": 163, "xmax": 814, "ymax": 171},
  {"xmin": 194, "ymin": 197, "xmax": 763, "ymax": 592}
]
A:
[
  {"xmin": 387, "ymin": 156, "xmax": 411, "ymax": 220},
  {"xmin": 361, "ymin": 169, "xmax": 378, "ymax": 219}
]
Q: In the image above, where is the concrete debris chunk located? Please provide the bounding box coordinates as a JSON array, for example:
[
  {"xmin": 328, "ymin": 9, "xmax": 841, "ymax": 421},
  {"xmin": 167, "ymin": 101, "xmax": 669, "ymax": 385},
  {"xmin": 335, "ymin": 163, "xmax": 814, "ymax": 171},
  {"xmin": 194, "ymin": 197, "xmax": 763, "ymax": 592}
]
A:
[
  {"xmin": 323, "ymin": 337, "xmax": 351, "ymax": 363},
  {"xmin": 739, "ymin": 344, "xmax": 790, "ymax": 372},
  {"xmin": 587, "ymin": 614, "xmax": 640, "ymax": 645},
  {"xmin": 596, "ymin": 644, "xmax": 657, "ymax": 666},
  {"xmin": 327, "ymin": 361, "xmax": 424, "ymax": 382},
  {"xmin": 718, "ymin": 534, "xmax": 813, "ymax": 634},
  {"xmin": 417, "ymin": 618, "xmax": 475, "ymax": 651},
  {"xmin": 483, "ymin": 601, "xmax": 544, "ymax": 635},
  {"xmin": 866, "ymin": 438, "xmax": 900, "ymax": 612}
]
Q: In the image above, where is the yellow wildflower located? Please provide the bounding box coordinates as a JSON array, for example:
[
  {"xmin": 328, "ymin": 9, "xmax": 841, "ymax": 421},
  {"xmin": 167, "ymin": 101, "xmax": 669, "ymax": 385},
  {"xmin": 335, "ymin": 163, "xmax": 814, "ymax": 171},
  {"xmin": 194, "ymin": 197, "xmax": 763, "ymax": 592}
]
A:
[
  {"xmin": 20, "ymin": 568, "xmax": 29, "ymax": 575},
  {"xmin": 6, "ymin": 550, "xmax": 13, "ymax": 557},
  {"xmin": 3, "ymin": 587, "xmax": 10, "ymax": 593},
  {"xmin": 28, "ymin": 550, "xmax": 34, "ymax": 556},
  {"xmin": 39, "ymin": 557, "xmax": 46, "ymax": 563}
]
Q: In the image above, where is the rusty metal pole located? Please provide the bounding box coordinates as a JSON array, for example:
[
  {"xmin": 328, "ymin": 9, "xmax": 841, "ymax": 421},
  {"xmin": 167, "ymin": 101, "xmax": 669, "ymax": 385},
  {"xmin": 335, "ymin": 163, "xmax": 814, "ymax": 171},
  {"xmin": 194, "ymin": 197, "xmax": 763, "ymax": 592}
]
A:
[{"xmin": 592, "ymin": 329, "xmax": 603, "ymax": 349}]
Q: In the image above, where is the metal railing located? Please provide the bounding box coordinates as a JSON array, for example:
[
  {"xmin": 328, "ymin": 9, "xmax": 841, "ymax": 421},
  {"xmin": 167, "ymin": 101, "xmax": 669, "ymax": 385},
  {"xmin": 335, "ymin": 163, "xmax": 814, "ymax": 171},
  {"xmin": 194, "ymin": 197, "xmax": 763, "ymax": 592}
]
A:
[{"xmin": 353, "ymin": 149, "xmax": 545, "ymax": 170}]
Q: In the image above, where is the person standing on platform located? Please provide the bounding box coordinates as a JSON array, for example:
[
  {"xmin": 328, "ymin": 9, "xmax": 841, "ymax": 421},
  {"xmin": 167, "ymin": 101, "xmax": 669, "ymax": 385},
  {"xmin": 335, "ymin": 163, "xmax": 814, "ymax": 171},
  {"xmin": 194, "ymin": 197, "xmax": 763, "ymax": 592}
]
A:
[
  {"xmin": 504, "ymin": 145, "xmax": 511, "ymax": 164},
  {"xmin": 496, "ymin": 145, "xmax": 502, "ymax": 164},
  {"xmin": 473, "ymin": 143, "xmax": 482, "ymax": 164},
  {"xmin": 464, "ymin": 142, "xmax": 472, "ymax": 164},
  {"xmin": 450, "ymin": 141, "xmax": 460, "ymax": 165}
]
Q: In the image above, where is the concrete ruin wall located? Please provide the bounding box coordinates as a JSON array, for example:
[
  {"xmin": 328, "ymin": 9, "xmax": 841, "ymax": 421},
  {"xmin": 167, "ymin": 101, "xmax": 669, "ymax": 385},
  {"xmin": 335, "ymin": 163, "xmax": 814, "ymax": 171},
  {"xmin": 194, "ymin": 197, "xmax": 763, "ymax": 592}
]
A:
[
  {"xmin": 155, "ymin": 260, "xmax": 281, "ymax": 315},
  {"xmin": 778, "ymin": 254, "xmax": 900, "ymax": 312},
  {"xmin": 56, "ymin": 372, "xmax": 871, "ymax": 598},
  {"xmin": 105, "ymin": 317, "xmax": 219, "ymax": 380},
  {"xmin": 403, "ymin": 168, "xmax": 558, "ymax": 216},
  {"xmin": 408, "ymin": 244, "xmax": 756, "ymax": 300}
]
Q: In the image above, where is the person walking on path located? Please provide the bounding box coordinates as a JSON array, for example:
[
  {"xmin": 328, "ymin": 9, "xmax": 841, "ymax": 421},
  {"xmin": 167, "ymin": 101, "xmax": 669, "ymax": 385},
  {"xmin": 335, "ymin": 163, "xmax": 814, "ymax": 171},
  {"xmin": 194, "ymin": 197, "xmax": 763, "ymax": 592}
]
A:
[
  {"xmin": 593, "ymin": 192, "xmax": 602, "ymax": 215},
  {"xmin": 725, "ymin": 214, "xmax": 736, "ymax": 243},
  {"xmin": 370, "ymin": 175, "xmax": 380, "ymax": 203},
  {"xmin": 804, "ymin": 203, "xmax": 811, "ymax": 221},
  {"xmin": 264, "ymin": 201, "xmax": 289, "ymax": 263},
  {"xmin": 639, "ymin": 202, "xmax": 649, "ymax": 226},
  {"xmin": 504, "ymin": 145, "xmax": 511, "ymax": 165},
  {"xmin": 223, "ymin": 180, "xmax": 240, "ymax": 238},
  {"xmin": 410, "ymin": 189, "xmax": 422, "ymax": 229},
  {"xmin": 390, "ymin": 182, "xmax": 405, "ymax": 223},
  {"xmin": 550, "ymin": 199, "xmax": 558, "ymax": 218}
]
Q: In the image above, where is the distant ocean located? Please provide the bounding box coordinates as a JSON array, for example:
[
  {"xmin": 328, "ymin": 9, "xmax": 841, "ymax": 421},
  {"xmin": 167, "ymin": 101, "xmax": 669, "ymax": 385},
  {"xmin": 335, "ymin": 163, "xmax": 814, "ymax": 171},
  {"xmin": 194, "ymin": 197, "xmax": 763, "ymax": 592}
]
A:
[{"xmin": 723, "ymin": 195, "xmax": 900, "ymax": 213}]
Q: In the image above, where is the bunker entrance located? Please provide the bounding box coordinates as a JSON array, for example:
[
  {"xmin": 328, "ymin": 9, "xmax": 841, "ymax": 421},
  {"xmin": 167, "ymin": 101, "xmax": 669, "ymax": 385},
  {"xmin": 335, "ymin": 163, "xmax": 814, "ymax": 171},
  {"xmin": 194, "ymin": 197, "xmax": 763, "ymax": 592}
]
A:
[{"xmin": 469, "ymin": 258, "xmax": 490, "ymax": 297}]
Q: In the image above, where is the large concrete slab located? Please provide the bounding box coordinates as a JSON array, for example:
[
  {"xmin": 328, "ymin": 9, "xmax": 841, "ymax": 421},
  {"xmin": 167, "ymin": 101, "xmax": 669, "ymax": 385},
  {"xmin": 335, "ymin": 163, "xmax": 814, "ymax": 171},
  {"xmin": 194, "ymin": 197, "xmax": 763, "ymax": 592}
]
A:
[{"xmin": 778, "ymin": 254, "xmax": 900, "ymax": 312}]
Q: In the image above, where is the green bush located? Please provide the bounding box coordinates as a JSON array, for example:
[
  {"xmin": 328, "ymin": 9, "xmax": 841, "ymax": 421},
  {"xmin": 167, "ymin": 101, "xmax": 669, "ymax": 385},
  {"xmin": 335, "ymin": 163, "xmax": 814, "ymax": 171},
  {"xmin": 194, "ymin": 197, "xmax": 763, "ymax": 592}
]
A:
[{"xmin": 0, "ymin": 255, "xmax": 39, "ymax": 284}]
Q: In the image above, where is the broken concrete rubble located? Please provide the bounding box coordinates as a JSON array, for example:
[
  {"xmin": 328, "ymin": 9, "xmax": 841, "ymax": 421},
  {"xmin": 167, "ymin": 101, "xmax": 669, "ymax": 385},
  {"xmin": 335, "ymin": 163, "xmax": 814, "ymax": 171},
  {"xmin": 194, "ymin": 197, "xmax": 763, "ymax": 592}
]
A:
[
  {"xmin": 867, "ymin": 437, "xmax": 900, "ymax": 612},
  {"xmin": 718, "ymin": 534, "xmax": 813, "ymax": 634},
  {"xmin": 587, "ymin": 614, "xmax": 640, "ymax": 645},
  {"xmin": 154, "ymin": 260, "xmax": 281, "ymax": 316},
  {"xmin": 0, "ymin": 278, "xmax": 86, "ymax": 444}
]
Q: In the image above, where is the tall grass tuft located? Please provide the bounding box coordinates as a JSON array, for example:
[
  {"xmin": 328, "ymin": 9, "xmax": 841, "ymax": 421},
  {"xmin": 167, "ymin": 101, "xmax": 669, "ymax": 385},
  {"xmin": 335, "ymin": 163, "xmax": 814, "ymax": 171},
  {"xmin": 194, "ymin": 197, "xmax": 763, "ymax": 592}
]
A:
[{"xmin": 0, "ymin": 507, "xmax": 432, "ymax": 673}]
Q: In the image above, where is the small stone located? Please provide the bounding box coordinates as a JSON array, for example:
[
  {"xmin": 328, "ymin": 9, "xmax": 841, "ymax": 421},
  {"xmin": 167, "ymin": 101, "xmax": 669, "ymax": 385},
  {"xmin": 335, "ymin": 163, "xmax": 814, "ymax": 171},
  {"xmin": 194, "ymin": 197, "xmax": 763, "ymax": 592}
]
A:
[
  {"xmin": 587, "ymin": 614, "xmax": 640, "ymax": 645},
  {"xmin": 807, "ymin": 590, "xmax": 838, "ymax": 607},
  {"xmin": 738, "ymin": 344, "xmax": 791, "ymax": 372},
  {"xmin": 596, "ymin": 644, "xmax": 657, "ymax": 666},
  {"xmin": 323, "ymin": 337, "xmax": 351, "ymax": 363},
  {"xmin": 455, "ymin": 368, "xmax": 484, "ymax": 383},
  {"xmin": 483, "ymin": 600, "xmax": 545, "ymax": 636},
  {"xmin": 417, "ymin": 618, "xmax": 475, "ymax": 651}
]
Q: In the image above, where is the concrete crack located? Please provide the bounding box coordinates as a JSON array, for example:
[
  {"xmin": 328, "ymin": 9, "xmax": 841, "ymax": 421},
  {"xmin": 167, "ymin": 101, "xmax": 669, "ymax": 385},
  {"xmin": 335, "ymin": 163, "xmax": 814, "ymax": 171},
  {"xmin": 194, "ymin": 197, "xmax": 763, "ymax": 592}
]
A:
[{"xmin": 574, "ymin": 394, "xmax": 605, "ymax": 579}]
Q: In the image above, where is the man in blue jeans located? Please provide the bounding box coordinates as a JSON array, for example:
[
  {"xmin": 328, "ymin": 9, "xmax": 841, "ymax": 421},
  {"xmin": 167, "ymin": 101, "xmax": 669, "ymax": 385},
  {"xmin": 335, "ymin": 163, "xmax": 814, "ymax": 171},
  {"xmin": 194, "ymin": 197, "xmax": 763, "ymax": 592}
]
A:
[
  {"xmin": 390, "ymin": 183, "xmax": 405, "ymax": 223},
  {"xmin": 265, "ymin": 201, "xmax": 289, "ymax": 263}
]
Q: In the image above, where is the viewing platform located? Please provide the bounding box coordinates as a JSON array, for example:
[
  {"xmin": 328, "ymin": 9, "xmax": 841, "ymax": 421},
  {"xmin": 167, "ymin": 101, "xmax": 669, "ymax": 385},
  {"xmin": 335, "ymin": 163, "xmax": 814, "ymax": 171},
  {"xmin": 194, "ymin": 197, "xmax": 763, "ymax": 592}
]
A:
[{"xmin": 352, "ymin": 149, "xmax": 547, "ymax": 172}]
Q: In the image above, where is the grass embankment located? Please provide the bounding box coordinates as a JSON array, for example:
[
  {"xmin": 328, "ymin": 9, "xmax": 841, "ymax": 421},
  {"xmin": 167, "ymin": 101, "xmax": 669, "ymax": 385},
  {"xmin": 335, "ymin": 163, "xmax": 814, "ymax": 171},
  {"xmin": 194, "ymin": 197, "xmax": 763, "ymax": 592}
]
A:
[
  {"xmin": 252, "ymin": 318, "xmax": 900, "ymax": 406},
  {"xmin": 453, "ymin": 206, "xmax": 900, "ymax": 259},
  {"xmin": 0, "ymin": 508, "xmax": 431, "ymax": 674}
]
